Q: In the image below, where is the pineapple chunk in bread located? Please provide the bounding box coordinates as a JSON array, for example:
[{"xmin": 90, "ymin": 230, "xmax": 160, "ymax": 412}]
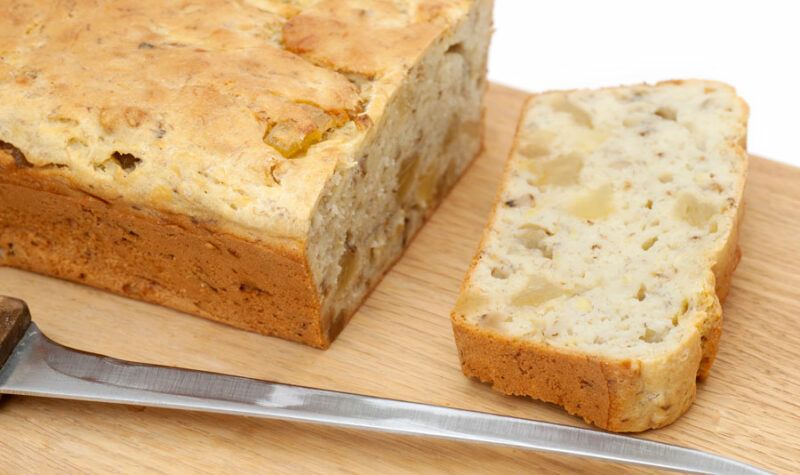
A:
[{"xmin": 452, "ymin": 80, "xmax": 748, "ymax": 432}]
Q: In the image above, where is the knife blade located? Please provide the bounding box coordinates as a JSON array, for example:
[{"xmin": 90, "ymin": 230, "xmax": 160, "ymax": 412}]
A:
[{"xmin": 0, "ymin": 297, "xmax": 771, "ymax": 474}]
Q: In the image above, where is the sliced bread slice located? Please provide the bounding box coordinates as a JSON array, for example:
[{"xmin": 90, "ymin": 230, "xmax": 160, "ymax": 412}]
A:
[{"xmin": 451, "ymin": 80, "xmax": 748, "ymax": 432}]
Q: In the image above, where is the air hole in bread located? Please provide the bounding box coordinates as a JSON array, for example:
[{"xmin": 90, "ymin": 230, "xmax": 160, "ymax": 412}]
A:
[
  {"xmin": 622, "ymin": 116, "xmax": 639, "ymax": 127},
  {"xmin": 640, "ymin": 327, "xmax": 662, "ymax": 343},
  {"xmin": 0, "ymin": 140, "xmax": 33, "ymax": 168},
  {"xmin": 239, "ymin": 283, "xmax": 271, "ymax": 296},
  {"xmin": 516, "ymin": 223, "xmax": 552, "ymax": 258},
  {"xmin": 265, "ymin": 162, "xmax": 281, "ymax": 186},
  {"xmin": 504, "ymin": 194, "xmax": 535, "ymax": 208},
  {"xmin": 40, "ymin": 163, "xmax": 68, "ymax": 170},
  {"xmin": 445, "ymin": 41, "xmax": 466, "ymax": 56},
  {"xmin": 479, "ymin": 312, "xmax": 512, "ymax": 332},
  {"xmin": 644, "ymin": 199, "xmax": 653, "ymax": 209},
  {"xmin": 635, "ymin": 284, "xmax": 646, "ymax": 301},
  {"xmin": 491, "ymin": 266, "xmax": 509, "ymax": 279},
  {"xmin": 655, "ymin": 107, "xmax": 677, "ymax": 121},
  {"xmin": 673, "ymin": 300, "xmax": 690, "ymax": 326},
  {"xmin": 641, "ymin": 237, "xmax": 658, "ymax": 250},
  {"xmin": 112, "ymin": 151, "xmax": 142, "ymax": 171},
  {"xmin": 658, "ymin": 173, "xmax": 673, "ymax": 183},
  {"xmin": 67, "ymin": 138, "xmax": 87, "ymax": 151}
]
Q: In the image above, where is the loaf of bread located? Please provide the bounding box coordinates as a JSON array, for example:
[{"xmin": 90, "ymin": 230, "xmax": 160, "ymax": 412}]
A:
[
  {"xmin": 452, "ymin": 80, "xmax": 748, "ymax": 431},
  {"xmin": 0, "ymin": 0, "xmax": 492, "ymax": 348}
]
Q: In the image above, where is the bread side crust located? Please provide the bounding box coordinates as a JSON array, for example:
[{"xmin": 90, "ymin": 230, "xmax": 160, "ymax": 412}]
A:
[
  {"xmin": 452, "ymin": 81, "xmax": 748, "ymax": 432},
  {"xmin": 0, "ymin": 167, "xmax": 328, "ymax": 347}
]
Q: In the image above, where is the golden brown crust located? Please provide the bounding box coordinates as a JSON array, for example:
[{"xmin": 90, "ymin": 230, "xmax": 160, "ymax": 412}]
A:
[
  {"xmin": 283, "ymin": 0, "xmax": 449, "ymax": 78},
  {"xmin": 0, "ymin": 166, "xmax": 329, "ymax": 348},
  {"xmin": 453, "ymin": 318, "xmax": 622, "ymax": 428},
  {"xmin": 452, "ymin": 80, "xmax": 748, "ymax": 432}
]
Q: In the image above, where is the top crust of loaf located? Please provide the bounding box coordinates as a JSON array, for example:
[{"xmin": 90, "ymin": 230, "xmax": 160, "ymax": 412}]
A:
[
  {"xmin": 0, "ymin": 0, "xmax": 470, "ymax": 242},
  {"xmin": 453, "ymin": 80, "xmax": 748, "ymax": 431}
]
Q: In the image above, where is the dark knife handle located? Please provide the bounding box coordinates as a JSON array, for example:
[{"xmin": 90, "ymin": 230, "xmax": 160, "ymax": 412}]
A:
[{"xmin": 0, "ymin": 296, "xmax": 32, "ymax": 368}]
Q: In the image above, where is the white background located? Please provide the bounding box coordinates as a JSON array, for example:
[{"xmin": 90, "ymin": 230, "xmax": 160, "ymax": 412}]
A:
[{"xmin": 488, "ymin": 0, "xmax": 799, "ymax": 167}]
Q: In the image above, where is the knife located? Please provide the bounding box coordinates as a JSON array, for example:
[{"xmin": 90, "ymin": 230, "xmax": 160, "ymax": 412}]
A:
[{"xmin": 0, "ymin": 296, "xmax": 771, "ymax": 474}]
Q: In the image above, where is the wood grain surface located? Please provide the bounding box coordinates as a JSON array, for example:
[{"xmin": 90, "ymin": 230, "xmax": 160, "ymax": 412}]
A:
[{"xmin": 0, "ymin": 84, "xmax": 797, "ymax": 474}]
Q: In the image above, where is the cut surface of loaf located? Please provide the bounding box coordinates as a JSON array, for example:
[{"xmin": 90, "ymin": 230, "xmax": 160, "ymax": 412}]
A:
[
  {"xmin": 452, "ymin": 80, "xmax": 748, "ymax": 431},
  {"xmin": 0, "ymin": 0, "xmax": 493, "ymax": 347}
]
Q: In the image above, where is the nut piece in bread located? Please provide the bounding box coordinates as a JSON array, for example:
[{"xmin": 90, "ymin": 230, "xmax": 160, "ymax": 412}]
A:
[
  {"xmin": 0, "ymin": 0, "xmax": 493, "ymax": 347},
  {"xmin": 452, "ymin": 80, "xmax": 748, "ymax": 431}
]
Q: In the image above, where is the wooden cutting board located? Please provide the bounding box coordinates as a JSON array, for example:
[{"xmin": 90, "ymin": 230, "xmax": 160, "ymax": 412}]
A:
[{"xmin": 0, "ymin": 84, "xmax": 797, "ymax": 474}]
